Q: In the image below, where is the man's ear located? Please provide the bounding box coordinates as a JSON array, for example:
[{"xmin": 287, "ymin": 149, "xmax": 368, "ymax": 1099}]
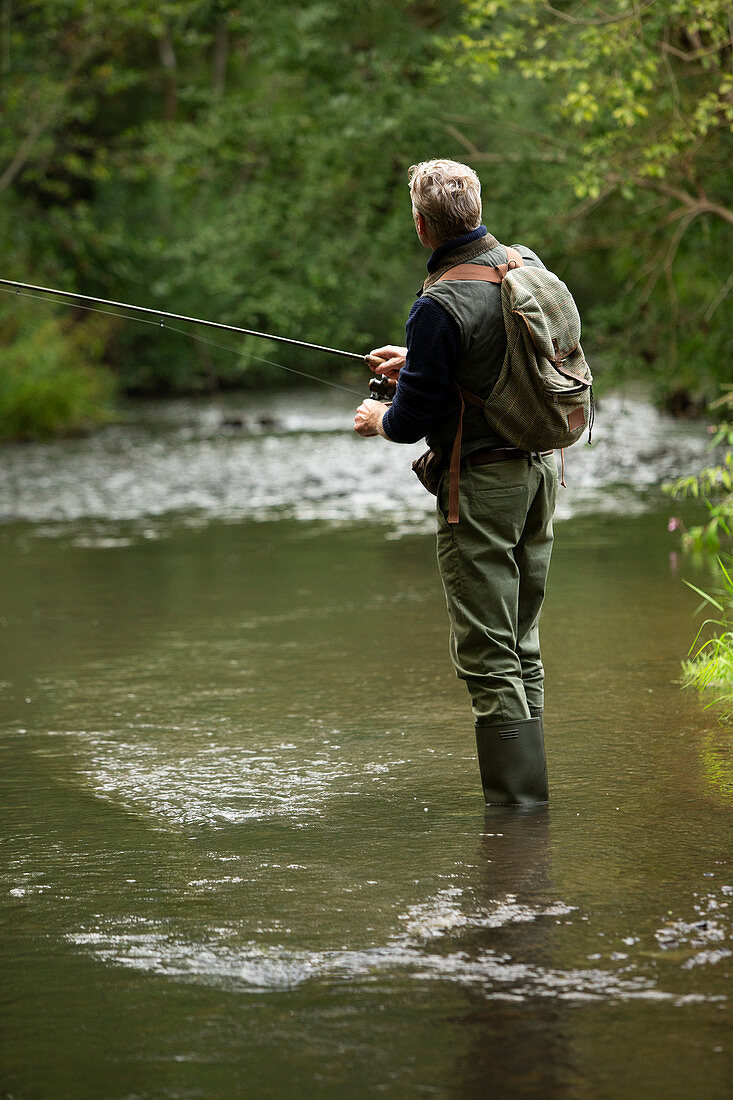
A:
[{"xmin": 414, "ymin": 210, "xmax": 433, "ymax": 247}]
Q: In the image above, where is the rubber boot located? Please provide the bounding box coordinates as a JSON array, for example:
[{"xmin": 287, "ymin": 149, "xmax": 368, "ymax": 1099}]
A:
[{"xmin": 474, "ymin": 715, "xmax": 549, "ymax": 806}]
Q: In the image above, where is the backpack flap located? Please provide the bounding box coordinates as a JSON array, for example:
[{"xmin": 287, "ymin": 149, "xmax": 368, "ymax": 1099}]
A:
[
  {"xmin": 506, "ymin": 268, "xmax": 581, "ymax": 371},
  {"xmin": 480, "ymin": 267, "xmax": 593, "ymax": 452}
]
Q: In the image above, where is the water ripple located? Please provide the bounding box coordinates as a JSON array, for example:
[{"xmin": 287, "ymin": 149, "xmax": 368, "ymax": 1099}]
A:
[
  {"xmin": 64, "ymin": 884, "xmax": 730, "ymax": 1005},
  {"xmin": 45, "ymin": 727, "xmax": 408, "ymax": 827},
  {"xmin": 0, "ymin": 390, "xmax": 712, "ymax": 533}
]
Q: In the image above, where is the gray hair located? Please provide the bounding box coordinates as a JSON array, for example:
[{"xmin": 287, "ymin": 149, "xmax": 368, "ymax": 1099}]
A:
[{"xmin": 408, "ymin": 159, "xmax": 482, "ymax": 243}]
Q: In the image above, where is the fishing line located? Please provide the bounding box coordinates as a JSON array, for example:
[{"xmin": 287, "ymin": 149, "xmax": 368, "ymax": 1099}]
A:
[
  {"xmin": 0, "ymin": 284, "xmax": 366, "ymax": 399},
  {"xmin": 0, "ymin": 277, "xmax": 365, "ymax": 360}
]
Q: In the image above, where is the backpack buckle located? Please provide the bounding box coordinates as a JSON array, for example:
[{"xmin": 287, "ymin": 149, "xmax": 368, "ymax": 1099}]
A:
[{"xmin": 551, "ymin": 336, "xmax": 566, "ymax": 366}]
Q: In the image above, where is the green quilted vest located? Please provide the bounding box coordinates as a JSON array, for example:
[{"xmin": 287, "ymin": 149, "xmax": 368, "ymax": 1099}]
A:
[{"xmin": 422, "ymin": 237, "xmax": 545, "ymax": 459}]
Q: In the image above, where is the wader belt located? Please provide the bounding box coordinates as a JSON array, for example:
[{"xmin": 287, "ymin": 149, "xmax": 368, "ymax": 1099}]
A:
[
  {"xmin": 468, "ymin": 447, "xmax": 553, "ymax": 467},
  {"xmin": 447, "ymin": 405, "xmax": 553, "ymax": 524}
]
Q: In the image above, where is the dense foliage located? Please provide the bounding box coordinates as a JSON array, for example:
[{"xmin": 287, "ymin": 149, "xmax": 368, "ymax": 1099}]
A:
[
  {"xmin": 0, "ymin": 0, "xmax": 731, "ymax": 437},
  {"xmin": 442, "ymin": 0, "xmax": 733, "ymax": 397}
]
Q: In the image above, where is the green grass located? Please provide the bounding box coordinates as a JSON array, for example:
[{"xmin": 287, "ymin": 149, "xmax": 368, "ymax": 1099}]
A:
[{"xmin": 682, "ymin": 561, "xmax": 733, "ymax": 719}]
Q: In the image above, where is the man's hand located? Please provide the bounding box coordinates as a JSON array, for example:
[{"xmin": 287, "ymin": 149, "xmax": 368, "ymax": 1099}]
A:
[
  {"xmin": 364, "ymin": 345, "xmax": 407, "ymax": 380},
  {"xmin": 354, "ymin": 399, "xmax": 389, "ymax": 438}
]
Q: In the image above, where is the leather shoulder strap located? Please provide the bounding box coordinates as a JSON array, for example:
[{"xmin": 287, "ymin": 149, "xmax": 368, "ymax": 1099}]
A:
[
  {"xmin": 422, "ymin": 233, "xmax": 500, "ymax": 292},
  {"xmin": 436, "ymin": 246, "xmax": 524, "ymax": 287},
  {"xmin": 446, "ymin": 386, "xmax": 489, "ymax": 524},
  {"xmin": 437, "ymin": 263, "xmax": 502, "ymax": 285}
]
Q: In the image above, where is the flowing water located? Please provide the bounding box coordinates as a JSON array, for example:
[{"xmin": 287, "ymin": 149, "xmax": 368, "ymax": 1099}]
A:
[{"xmin": 0, "ymin": 389, "xmax": 730, "ymax": 1099}]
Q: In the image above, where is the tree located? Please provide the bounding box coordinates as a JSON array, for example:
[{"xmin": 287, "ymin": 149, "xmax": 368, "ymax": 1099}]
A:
[
  {"xmin": 443, "ymin": 0, "xmax": 733, "ymax": 388},
  {"xmin": 0, "ymin": 0, "xmax": 466, "ymax": 397}
]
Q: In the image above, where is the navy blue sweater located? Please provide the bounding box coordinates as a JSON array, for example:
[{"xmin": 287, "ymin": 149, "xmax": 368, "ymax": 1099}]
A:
[{"xmin": 381, "ymin": 226, "xmax": 488, "ymax": 444}]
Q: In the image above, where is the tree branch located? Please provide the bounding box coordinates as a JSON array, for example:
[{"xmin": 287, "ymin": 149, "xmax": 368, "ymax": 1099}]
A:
[
  {"xmin": 1, "ymin": 0, "xmax": 11, "ymax": 80},
  {"xmin": 659, "ymin": 41, "xmax": 727, "ymax": 63},
  {"xmin": 661, "ymin": 213, "xmax": 696, "ymax": 372},
  {"xmin": 159, "ymin": 26, "xmax": 177, "ymax": 121},
  {"xmin": 0, "ymin": 46, "xmax": 92, "ymax": 195},
  {"xmin": 702, "ymin": 272, "xmax": 733, "ymax": 323},
  {"xmin": 504, "ymin": 120, "xmax": 570, "ymax": 152},
  {"xmin": 621, "ymin": 177, "xmax": 733, "ymax": 225},
  {"xmin": 212, "ymin": 20, "xmax": 229, "ymax": 97},
  {"xmin": 0, "ymin": 98, "xmax": 61, "ymax": 193},
  {"xmin": 542, "ymin": 0, "xmax": 656, "ymax": 27},
  {"xmin": 0, "ymin": 42, "xmax": 96, "ymax": 194},
  {"xmin": 638, "ymin": 210, "xmax": 700, "ymax": 308},
  {"xmin": 443, "ymin": 123, "xmax": 566, "ymax": 162},
  {"xmin": 443, "ymin": 113, "xmax": 570, "ymax": 151}
]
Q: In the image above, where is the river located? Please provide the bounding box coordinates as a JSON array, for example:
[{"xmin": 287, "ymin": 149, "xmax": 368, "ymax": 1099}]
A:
[{"xmin": 0, "ymin": 389, "xmax": 730, "ymax": 1098}]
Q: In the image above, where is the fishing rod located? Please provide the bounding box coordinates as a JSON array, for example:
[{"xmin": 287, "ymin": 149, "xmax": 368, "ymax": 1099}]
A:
[
  {"xmin": 1, "ymin": 275, "xmax": 398, "ymax": 400},
  {"xmin": 0, "ymin": 276, "xmax": 366, "ymax": 362}
]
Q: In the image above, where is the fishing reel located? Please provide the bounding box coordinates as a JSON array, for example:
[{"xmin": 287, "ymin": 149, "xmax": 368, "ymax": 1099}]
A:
[{"xmin": 368, "ymin": 374, "xmax": 398, "ymax": 402}]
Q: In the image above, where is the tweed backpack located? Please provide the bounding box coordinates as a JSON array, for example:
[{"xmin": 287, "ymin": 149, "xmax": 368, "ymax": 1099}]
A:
[{"xmin": 439, "ymin": 247, "xmax": 594, "ymax": 523}]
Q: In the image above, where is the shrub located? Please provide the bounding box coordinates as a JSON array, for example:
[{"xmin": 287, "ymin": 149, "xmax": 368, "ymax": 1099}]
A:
[{"xmin": 0, "ymin": 306, "xmax": 116, "ymax": 441}]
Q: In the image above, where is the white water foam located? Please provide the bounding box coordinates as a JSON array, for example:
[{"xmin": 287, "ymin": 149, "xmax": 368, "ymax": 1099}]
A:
[
  {"xmin": 46, "ymin": 727, "xmax": 402, "ymax": 827},
  {"xmin": 0, "ymin": 390, "xmax": 713, "ymax": 533},
  {"xmin": 63, "ymin": 885, "xmax": 728, "ymax": 1005}
]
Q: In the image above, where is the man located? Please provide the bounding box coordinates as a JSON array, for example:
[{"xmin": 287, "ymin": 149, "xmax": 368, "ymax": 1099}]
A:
[{"xmin": 354, "ymin": 158, "xmax": 557, "ymax": 807}]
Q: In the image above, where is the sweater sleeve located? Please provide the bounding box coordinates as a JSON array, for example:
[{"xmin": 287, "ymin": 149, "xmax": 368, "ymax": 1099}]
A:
[{"xmin": 381, "ymin": 296, "xmax": 461, "ymax": 445}]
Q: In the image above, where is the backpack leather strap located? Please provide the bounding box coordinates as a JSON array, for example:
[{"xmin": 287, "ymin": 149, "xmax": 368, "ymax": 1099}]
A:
[
  {"xmin": 447, "ymin": 388, "xmax": 466, "ymax": 524},
  {"xmin": 436, "ymin": 247, "xmax": 524, "ymax": 286},
  {"xmin": 438, "ymin": 246, "xmax": 525, "ymax": 524},
  {"xmin": 447, "ymin": 386, "xmax": 487, "ymax": 524}
]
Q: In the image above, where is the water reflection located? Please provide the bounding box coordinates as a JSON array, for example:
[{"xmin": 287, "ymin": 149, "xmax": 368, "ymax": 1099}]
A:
[{"xmin": 455, "ymin": 810, "xmax": 567, "ymax": 1099}]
